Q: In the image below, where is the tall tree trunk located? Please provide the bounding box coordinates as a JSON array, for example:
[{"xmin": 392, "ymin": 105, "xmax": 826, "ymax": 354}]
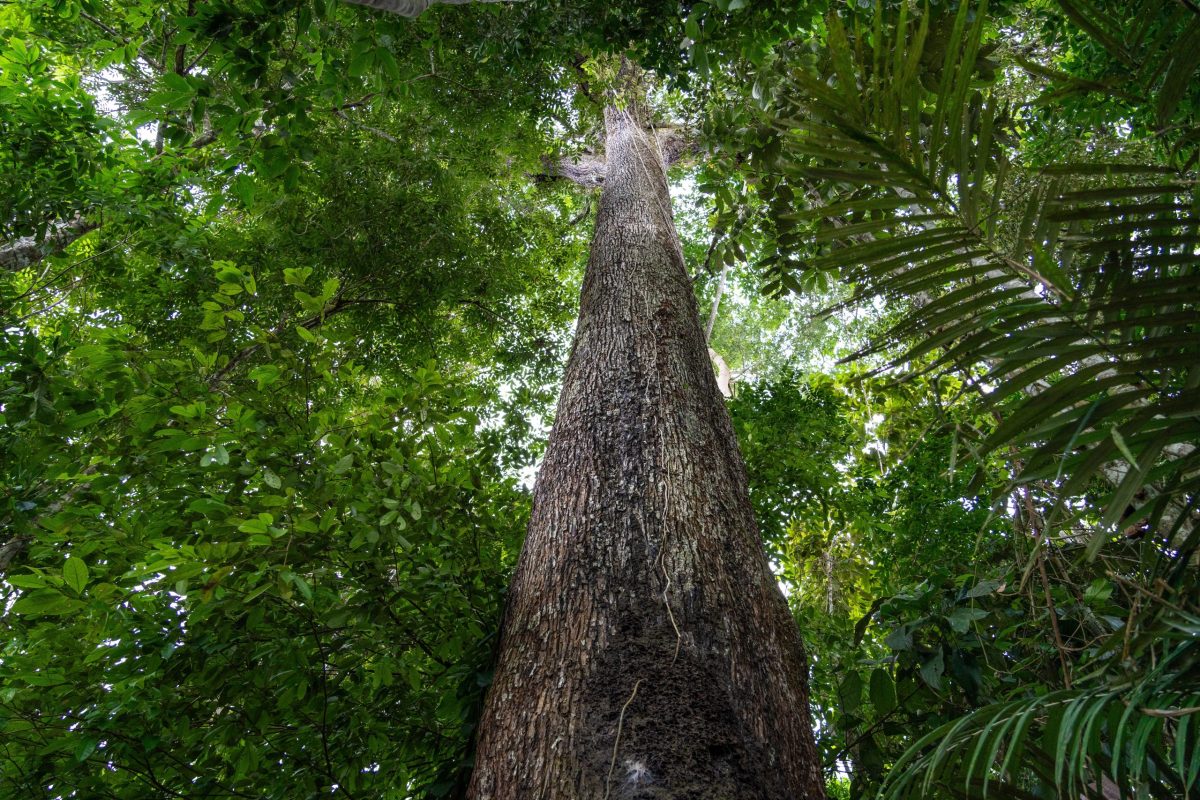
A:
[{"xmin": 468, "ymin": 72, "xmax": 824, "ymax": 800}]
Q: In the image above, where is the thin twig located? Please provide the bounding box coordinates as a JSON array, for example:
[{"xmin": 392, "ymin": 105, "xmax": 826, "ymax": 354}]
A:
[
  {"xmin": 333, "ymin": 109, "xmax": 398, "ymax": 143},
  {"xmin": 307, "ymin": 614, "xmax": 357, "ymax": 800},
  {"xmin": 184, "ymin": 39, "xmax": 213, "ymax": 74},
  {"xmin": 1139, "ymin": 705, "xmax": 1200, "ymax": 718}
]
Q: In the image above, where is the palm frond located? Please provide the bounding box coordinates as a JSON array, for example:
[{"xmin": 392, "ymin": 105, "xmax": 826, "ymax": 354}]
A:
[
  {"xmin": 761, "ymin": 1, "xmax": 1200, "ymax": 555},
  {"xmin": 879, "ymin": 598, "xmax": 1200, "ymax": 800}
]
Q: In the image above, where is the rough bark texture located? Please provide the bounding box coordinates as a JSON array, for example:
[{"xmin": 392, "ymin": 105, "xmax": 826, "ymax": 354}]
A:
[
  {"xmin": 468, "ymin": 75, "xmax": 825, "ymax": 800},
  {"xmin": 0, "ymin": 217, "xmax": 96, "ymax": 273}
]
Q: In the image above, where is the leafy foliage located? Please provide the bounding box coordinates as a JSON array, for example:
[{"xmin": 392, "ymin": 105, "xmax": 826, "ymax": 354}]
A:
[
  {"xmin": 1, "ymin": 2, "xmax": 604, "ymax": 794},
  {"xmin": 884, "ymin": 599, "xmax": 1200, "ymax": 800},
  {"xmin": 1, "ymin": 260, "xmax": 545, "ymax": 796}
]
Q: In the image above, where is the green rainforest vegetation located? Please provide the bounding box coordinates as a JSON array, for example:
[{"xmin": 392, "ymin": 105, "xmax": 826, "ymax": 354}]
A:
[{"xmin": 2, "ymin": 0, "xmax": 1199, "ymax": 797}]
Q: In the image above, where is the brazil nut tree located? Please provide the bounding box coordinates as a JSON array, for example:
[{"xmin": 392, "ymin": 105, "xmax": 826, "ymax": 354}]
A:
[{"xmin": 467, "ymin": 62, "xmax": 824, "ymax": 800}]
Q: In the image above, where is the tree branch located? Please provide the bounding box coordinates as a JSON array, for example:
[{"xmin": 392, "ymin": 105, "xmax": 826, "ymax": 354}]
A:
[
  {"xmin": 333, "ymin": 109, "xmax": 398, "ymax": 143},
  {"xmin": 653, "ymin": 127, "xmax": 698, "ymax": 167},
  {"xmin": 0, "ymin": 218, "xmax": 98, "ymax": 273},
  {"xmin": 531, "ymin": 152, "xmax": 607, "ymax": 187},
  {"xmin": 704, "ymin": 261, "xmax": 728, "ymax": 343}
]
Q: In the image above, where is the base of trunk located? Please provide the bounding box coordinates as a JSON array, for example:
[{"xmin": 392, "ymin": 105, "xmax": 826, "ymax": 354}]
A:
[{"xmin": 580, "ymin": 622, "xmax": 787, "ymax": 800}]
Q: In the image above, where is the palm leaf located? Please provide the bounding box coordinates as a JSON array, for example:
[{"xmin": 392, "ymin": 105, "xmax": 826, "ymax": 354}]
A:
[{"xmin": 761, "ymin": 1, "xmax": 1199, "ymax": 557}]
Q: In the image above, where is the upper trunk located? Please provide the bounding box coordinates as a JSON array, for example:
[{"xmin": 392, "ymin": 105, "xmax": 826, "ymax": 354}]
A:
[{"xmin": 468, "ymin": 69, "xmax": 824, "ymax": 800}]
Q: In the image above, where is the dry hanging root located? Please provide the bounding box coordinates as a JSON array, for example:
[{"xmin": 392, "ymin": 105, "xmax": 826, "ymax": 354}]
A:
[{"xmin": 603, "ymin": 678, "xmax": 644, "ymax": 800}]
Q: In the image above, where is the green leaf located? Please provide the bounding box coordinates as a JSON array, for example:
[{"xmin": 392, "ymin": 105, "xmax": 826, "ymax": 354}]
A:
[
  {"xmin": 919, "ymin": 649, "xmax": 945, "ymax": 691},
  {"xmin": 839, "ymin": 671, "xmax": 863, "ymax": 713},
  {"xmin": 966, "ymin": 578, "xmax": 1003, "ymax": 598},
  {"xmin": 5, "ymin": 573, "xmax": 48, "ymax": 590},
  {"xmin": 870, "ymin": 668, "xmax": 897, "ymax": 715},
  {"xmin": 283, "ymin": 266, "xmax": 313, "ymax": 286},
  {"xmin": 62, "ymin": 557, "xmax": 89, "ymax": 594},
  {"xmin": 147, "ymin": 72, "xmax": 195, "ymax": 110},
  {"xmin": 348, "ymin": 48, "xmax": 373, "ymax": 78},
  {"xmin": 1082, "ymin": 579, "xmax": 1112, "ymax": 605},
  {"xmin": 11, "ymin": 590, "xmax": 83, "ymax": 616},
  {"xmin": 295, "ymin": 291, "xmax": 324, "ymax": 313},
  {"xmin": 947, "ymin": 607, "xmax": 988, "ymax": 634},
  {"xmin": 238, "ymin": 518, "xmax": 269, "ymax": 534},
  {"xmin": 257, "ymin": 146, "xmax": 290, "ymax": 180},
  {"xmin": 377, "ymin": 48, "xmax": 400, "ymax": 81},
  {"xmin": 231, "ymin": 173, "xmax": 257, "ymax": 206},
  {"xmin": 201, "ymin": 443, "xmax": 231, "ymax": 467},
  {"xmin": 17, "ymin": 669, "xmax": 67, "ymax": 686},
  {"xmin": 290, "ymin": 573, "xmax": 313, "ymax": 603},
  {"xmin": 885, "ymin": 625, "xmax": 913, "ymax": 652},
  {"xmin": 250, "ymin": 364, "xmax": 282, "ymax": 388},
  {"xmin": 74, "ymin": 737, "xmax": 99, "ymax": 762},
  {"xmin": 1110, "ymin": 427, "xmax": 1137, "ymax": 466}
]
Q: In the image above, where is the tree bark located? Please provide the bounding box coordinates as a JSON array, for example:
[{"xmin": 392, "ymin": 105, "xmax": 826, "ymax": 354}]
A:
[
  {"xmin": 467, "ymin": 70, "xmax": 824, "ymax": 800},
  {"xmin": 0, "ymin": 217, "xmax": 96, "ymax": 273}
]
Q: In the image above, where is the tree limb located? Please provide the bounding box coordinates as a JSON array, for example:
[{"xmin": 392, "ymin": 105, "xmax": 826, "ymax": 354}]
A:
[
  {"xmin": 704, "ymin": 262, "xmax": 727, "ymax": 343},
  {"xmin": 653, "ymin": 127, "xmax": 699, "ymax": 167},
  {"xmin": 708, "ymin": 347, "xmax": 733, "ymax": 398},
  {"xmin": 532, "ymin": 152, "xmax": 607, "ymax": 187},
  {"xmin": 0, "ymin": 218, "xmax": 98, "ymax": 273}
]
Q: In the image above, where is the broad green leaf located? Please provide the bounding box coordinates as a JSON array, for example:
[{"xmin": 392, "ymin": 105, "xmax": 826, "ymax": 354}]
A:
[
  {"xmin": 11, "ymin": 590, "xmax": 83, "ymax": 616},
  {"xmin": 870, "ymin": 668, "xmax": 897, "ymax": 715},
  {"xmin": 947, "ymin": 607, "xmax": 988, "ymax": 634},
  {"xmin": 62, "ymin": 557, "xmax": 88, "ymax": 594},
  {"xmin": 919, "ymin": 649, "xmax": 944, "ymax": 690}
]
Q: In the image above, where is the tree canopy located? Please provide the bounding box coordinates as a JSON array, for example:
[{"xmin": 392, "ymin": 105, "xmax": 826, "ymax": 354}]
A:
[{"xmin": 2, "ymin": 1, "xmax": 1197, "ymax": 798}]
